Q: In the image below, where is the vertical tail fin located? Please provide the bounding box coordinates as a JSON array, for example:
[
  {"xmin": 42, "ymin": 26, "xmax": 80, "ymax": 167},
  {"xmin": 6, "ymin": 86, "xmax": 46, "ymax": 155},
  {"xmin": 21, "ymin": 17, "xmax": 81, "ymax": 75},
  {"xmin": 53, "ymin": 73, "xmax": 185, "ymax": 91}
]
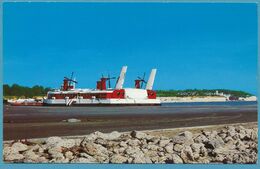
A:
[
  {"xmin": 146, "ymin": 69, "xmax": 157, "ymax": 90},
  {"xmin": 115, "ymin": 66, "xmax": 127, "ymax": 89}
]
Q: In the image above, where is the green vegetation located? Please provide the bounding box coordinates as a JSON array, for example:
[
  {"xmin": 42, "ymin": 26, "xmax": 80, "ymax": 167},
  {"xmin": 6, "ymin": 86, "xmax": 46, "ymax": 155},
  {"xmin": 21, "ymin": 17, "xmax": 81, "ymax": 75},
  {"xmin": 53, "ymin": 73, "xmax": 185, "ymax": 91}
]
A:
[
  {"xmin": 156, "ymin": 89, "xmax": 253, "ymax": 98},
  {"xmin": 3, "ymin": 83, "xmax": 253, "ymax": 99},
  {"xmin": 3, "ymin": 84, "xmax": 51, "ymax": 98}
]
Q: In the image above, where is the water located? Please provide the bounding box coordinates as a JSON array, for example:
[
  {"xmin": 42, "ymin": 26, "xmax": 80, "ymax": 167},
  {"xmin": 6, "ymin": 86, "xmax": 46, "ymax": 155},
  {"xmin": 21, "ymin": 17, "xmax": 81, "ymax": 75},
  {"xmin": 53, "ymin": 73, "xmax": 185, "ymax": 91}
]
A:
[
  {"xmin": 6, "ymin": 101, "xmax": 257, "ymax": 116},
  {"xmin": 162, "ymin": 101, "xmax": 257, "ymax": 107}
]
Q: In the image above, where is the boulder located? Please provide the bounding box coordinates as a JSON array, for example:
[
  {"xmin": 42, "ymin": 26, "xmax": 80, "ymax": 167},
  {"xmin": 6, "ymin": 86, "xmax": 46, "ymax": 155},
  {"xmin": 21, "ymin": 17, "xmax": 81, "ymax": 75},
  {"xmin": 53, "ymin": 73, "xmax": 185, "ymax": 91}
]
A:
[
  {"xmin": 172, "ymin": 131, "xmax": 193, "ymax": 145},
  {"xmin": 226, "ymin": 126, "xmax": 236, "ymax": 137},
  {"xmin": 172, "ymin": 154, "xmax": 183, "ymax": 164},
  {"xmin": 56, "ymin": 139, "xmax": 76, "ymax": 149},
  {"xmin": 48, "ymin": 147, "xmax": 64, "ymax": 161},
  {"xmin": 194, "ymin": 134, "xmax": 208, "ymax": 143},
  {"xmin": 127, "ymin": 139, "xmax": 141, "ymax": 147},
  {"xmin": 205, "ymin": 136, "xmax": 224, "ymax": 149},
  {"xmin": 71, "ymin": 157, "xmax": 97, "ymax": 163},
  {"xmin": 159, "ymin": 139, "xmax": 170, "ymax": 147},
  {"xmin": 4, "ymin": 147, "xmax": 24, "ymax": 161},
  {"xmin": 94, "ymin": 138, "xmax": 108, "ymax": 146},
  {"xmin": 119, "ymin": 141, "xmax": 128, "ymax": 147},
  {"xmin": 173, "ymin": 143, "xmax": 183, "ymax": 152},
  {"xmin": 180, "ymin": 146, "xmax": 194, "ymax": 163},
  {"xmin": 110, "ymin": 154, "xmax": 128, "ymax": 163},
  {"xmin": 45, "ymin": 137, "xmax": 63, "ymax": 147},
  {"xmin": 23, "ymin": 150, "xmax": 39, "ymax": 162},
  {"xmin": 11, "ymin": 142, "xmax": 28, "ymax": 152},
  {"xmin": 5, "ymin": 153, "xmax": 24, "ymax": 161},
  {"xmin": 82, "ymin": 142, "xmax": 108, "ymax": 156},
  {"xmin": 64, "ymin": 151, "xmax": 74, "ymax": 160},
  {"xmin": 164, "ymin": 143, "xmax": 174, "ymax": 153},
  {"xmin": 66, "ymin": 118, "xmax": 81, "ymax": 123},
  {"xmin": 130, "ymin": 131, "xmax": 147, "ymax": 139}
]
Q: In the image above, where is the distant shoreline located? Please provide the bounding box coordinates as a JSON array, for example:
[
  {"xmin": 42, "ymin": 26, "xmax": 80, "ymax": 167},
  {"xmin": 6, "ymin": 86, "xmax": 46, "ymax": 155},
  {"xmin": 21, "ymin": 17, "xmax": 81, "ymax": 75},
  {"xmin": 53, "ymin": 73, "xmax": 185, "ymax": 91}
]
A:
[{"xmin": 158, "ymin": 96, "xmax": 257, "ymax": 103}]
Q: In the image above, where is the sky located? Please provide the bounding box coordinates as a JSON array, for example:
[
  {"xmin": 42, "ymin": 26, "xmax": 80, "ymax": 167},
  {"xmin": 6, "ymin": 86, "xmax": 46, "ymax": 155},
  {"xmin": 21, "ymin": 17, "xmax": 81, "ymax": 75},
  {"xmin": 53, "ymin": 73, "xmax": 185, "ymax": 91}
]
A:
[{"xmin": 3, "ymin": 2, "xmax": 258, "ymax": 94}]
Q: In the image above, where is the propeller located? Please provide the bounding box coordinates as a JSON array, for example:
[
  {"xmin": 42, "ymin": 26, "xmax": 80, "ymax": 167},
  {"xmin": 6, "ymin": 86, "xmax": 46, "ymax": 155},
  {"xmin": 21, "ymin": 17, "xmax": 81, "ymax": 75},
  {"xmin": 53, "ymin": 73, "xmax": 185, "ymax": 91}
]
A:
[
  {"xmin": 137, "ymin": 72, "xmax": 146, "ymax": 88},
  {"xmin": 64, "ymin": 72, "xmax": 78, "ymax": 84},
  {"xmin": 107, "ymin": 74, "xmax": 116, "ymax": 88}
]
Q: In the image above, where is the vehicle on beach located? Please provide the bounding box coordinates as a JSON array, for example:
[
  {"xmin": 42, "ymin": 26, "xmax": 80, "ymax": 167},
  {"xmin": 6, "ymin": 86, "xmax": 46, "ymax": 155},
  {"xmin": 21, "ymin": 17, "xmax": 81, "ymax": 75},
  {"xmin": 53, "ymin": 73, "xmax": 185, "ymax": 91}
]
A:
[{"xmin": 43, "ymin": 66, "xmax": 161, "ymax": 106}]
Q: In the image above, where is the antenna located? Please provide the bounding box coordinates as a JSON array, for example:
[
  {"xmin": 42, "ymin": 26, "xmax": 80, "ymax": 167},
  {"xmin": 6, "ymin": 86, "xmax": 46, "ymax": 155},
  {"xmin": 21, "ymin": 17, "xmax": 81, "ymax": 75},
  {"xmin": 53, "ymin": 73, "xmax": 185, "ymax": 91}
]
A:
[
  {"xmin": 69, "ymin": 72, "xmax": 74, "ymax": 86},
  {"xmin": 107, "ymin": 74, "xmax": 116, "ymax": 88},
  {"xmin": 137, "ymin": 72, "xmax": 146, "ymax": 88}
]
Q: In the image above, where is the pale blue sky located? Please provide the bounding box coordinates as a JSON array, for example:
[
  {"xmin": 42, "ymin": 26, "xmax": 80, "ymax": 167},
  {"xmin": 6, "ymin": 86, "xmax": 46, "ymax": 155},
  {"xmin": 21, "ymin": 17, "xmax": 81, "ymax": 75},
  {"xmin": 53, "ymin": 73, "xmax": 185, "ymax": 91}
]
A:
[{"xmin": 3, "ymin": 2, "xmax": 258, "ymax": 94}]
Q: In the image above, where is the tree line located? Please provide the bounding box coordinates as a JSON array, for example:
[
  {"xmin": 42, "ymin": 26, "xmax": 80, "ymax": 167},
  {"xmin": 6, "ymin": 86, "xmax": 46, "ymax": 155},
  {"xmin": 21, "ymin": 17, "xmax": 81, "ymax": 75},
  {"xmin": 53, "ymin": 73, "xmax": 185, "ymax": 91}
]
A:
[
  {"xmin": 3, "ymin": 84, "xmax": 51, "ymax": 98},
  {"xmin": 156, "ymin": 89, "xmax": 252, "ymax": 98},
  {"xmin": 3, "ymin": 84, "xmax": 252, "ymax": 98}
]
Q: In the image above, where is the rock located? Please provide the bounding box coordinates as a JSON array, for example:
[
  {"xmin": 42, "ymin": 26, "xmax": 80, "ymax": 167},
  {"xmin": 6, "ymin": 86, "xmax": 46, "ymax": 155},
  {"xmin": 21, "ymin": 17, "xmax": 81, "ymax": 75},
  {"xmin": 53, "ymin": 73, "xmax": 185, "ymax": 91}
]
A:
[
  {"xmin": 56, "ymin": 139, "xmax": 76, "ymax": 149},
  {"xmin": 11, "ymin": 142, "xmax": 28, "ymax": 152},
  {"xmin": 173, "ymin": 144, "xmax": 183, "ymax": 152},
  {"xmin": 130, "ymin": 131, "xmax": 147, "ymax": 139},
  {"xmin": 110, "ymin": 154, "xmax": 128, "ymax": 163},
  {"xmin": 4, "ymin": 147, "xmax": 18, "ymax": 157},
  {"xmin": 30, "ymin": 144, "xmax": 41, "ymax": 152},
  {"xmin": 48, "ymin": 147, "xmax": 64, "ymax": 160},
  {"xmin": 158, "ymin": 151, "xmax": 165, "ymax": 157},
  {"xmin": 213, "ymin": 154, "xmax": 225, "ymax": 162},
  {"xmin": 180, "ymin": 146, "xmax": 194, "ymax": 163},
  {"xmin": 71, "ymin": 157, "xmax": 96, "ymax": 163},
  {"xmin": 164, "ymin": 143, "xmax": 174, "ymax": 153},
  {"xmin": 194, "ymin": 134, "xmax": 208, "ymax": 143},
  {"xmin": 127, "ymin": 139, "xmax": 141, "ymax": 146},
  {"xmin": 4, "ymin": 147, "xmax": 24, "ymax": 161},
  {"xmin": 172, "ymin": 154, "xmax": 183, "ymax": 163},
  {"xmin": 144, "ymin": 150, "xmax": 158, "ymax": 163},
  {"xmin": 66, "ymin": 118, "xmax": 81, "ymax": 123},
  {"xmin": 235, "ymin": 140, "xmax": 247, "ymax": 151},
  {"xmin": 23, "ymin": 150, "xmax": 40, "ymax": 162},
  {"xmin": 148, "ymin": 136, "xmax": 160, "ymax": 144},
  {"xmin": 191, "ymin": 143, "xmax": 202, "ymax": 153},
  {"xmin": 172, "ymin": 131, "xmax": 193, "ymax": 145},
  {"xmin": 224, "ymin": 136, "xmax": 233, "ymax": 143},
  {"xmin": 79, "ymin": 153, "xmax": 98, "ymax": 162},
  {"xmin": 82, "ymin": 142, "xmax": 108, "ymax": 156},
  {"xmin": 159, "ymin": 139, "xmax": 170, "ymax": 147},
  {"xmin": 5, "ymin": 153, "xmax": 24, "ymax": 161},
  {"xmin": 250, "ymin": 130, "xmax": 258, "ymax": 141},
  {"xmin": 147, "ymin": 144, "xmax": 159, "ymax": 151},
  {"xmin": 95, "ymin": 154, "xmax": 109, "ymax": 163},
  {"xmin": 131, "ymin": 152, "xmax": 151, "ymax": 163},
  {"xmin": 206, "ymin": 131, "xmax": 218, "ymax": 140},
  {"xmin": 226, "ymin": 126, "xmax": 236, "ymax": 137},
  {"xmin": 112, "ymin": 147, "xmax": 125, "ymax": 154},
  {"xmin": 3, "ymin": 126, "xmax": 258, "ymax": 164},
  {"xmin": 45, "ymin": 137, "xmax": 63, "ymax": 147},
  {"xmin": 37, "ymin": 156, "xmax": 48, "ymax": 163},
  {"xmin": 88, "ymin": 131, "xmax": 121, "ymax": 141},
  {"xmin": 51, "ymin": 157, "xmax": 70, "ymax": 163},
  {"xmin": 125, "ymin": 147, "xmax": 141, "ymax": 156},
  {"xmin": 64, "ymin": 151, "xmax": 74, "ymax": 160},
  {"xmin": 205, "ymin": 136, "xmax": 224, "ymax": 149},
  {"xmin": 106, "ymin": 131, "xmax": 122, "ymax": 140},
  {"xmin": 95, "ymin": 138, "xmax": 107, "ymax": 146},
  {"xmin": 119, "ymin": 141, "xmax": 128, "ymax": 147}
]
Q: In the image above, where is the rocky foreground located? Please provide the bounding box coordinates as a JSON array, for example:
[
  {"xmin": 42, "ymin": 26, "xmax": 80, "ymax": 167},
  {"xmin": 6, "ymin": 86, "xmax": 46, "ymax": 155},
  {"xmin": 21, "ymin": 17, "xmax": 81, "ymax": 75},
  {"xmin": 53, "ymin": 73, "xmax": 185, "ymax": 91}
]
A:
[{"xmin": 3, "ymin": 125, "xmax": 258, "ymax": 164}]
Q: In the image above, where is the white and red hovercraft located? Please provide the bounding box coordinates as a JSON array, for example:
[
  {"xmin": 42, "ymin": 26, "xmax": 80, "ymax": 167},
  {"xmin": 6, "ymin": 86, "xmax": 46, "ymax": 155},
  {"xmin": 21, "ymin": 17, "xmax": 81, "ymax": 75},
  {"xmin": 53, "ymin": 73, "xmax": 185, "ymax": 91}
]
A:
[{"xmin": 43, "ymin": 66, "xmax": 161, "ymax": 106}]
